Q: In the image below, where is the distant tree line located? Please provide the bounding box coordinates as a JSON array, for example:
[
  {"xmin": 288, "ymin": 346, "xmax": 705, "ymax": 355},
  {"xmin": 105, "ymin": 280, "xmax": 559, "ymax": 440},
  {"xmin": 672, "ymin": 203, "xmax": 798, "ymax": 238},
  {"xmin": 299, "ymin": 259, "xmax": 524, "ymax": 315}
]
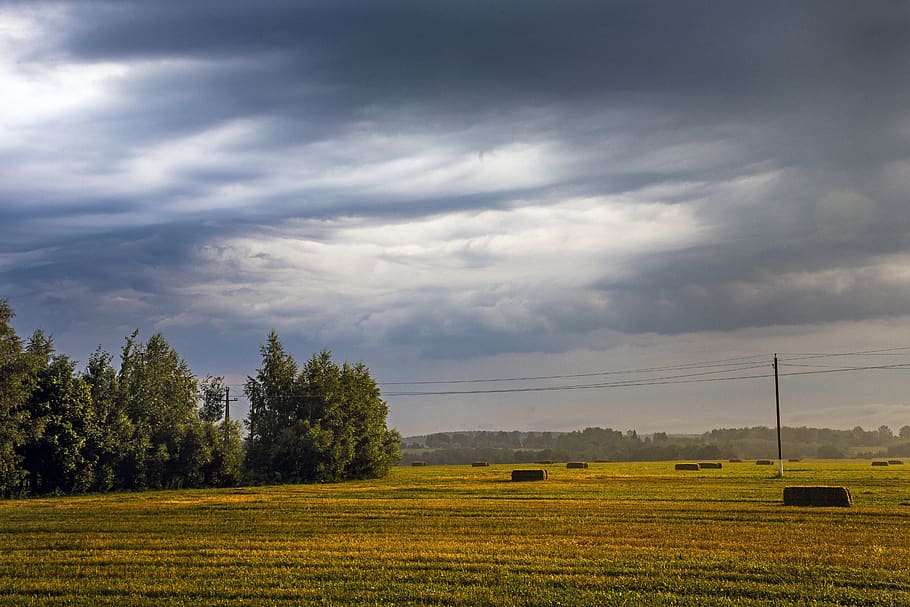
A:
[
  {"xmin": 403, "ymin": 428, "xmax": 723, "ymax": 465},
  {"xmin": 403, "ymin": 424, "xmax": 910, "ymax": 465},
  {"xmin": 703, "ymin": 425, "xmax": 910, "ymax": 460},
  {"xmin": 0, "ymin": 300, "xmax": 400, "ymax": 498}
]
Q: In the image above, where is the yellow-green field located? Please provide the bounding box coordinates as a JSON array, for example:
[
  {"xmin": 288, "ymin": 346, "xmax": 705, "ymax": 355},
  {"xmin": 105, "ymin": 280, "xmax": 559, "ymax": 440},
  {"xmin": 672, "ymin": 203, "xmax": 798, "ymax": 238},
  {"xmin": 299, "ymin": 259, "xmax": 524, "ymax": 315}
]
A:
[{"xmin": 1, "ymin": 461, "xmax": 908, "ymax": 606}]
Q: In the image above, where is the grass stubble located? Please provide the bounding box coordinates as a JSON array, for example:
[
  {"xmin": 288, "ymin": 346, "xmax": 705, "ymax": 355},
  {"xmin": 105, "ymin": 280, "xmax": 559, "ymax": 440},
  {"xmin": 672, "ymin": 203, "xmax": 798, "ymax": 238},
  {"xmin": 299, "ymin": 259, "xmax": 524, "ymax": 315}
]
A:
[{"xmin": 0, "ymin": 461, "xmax": 907, "ymax": 606}]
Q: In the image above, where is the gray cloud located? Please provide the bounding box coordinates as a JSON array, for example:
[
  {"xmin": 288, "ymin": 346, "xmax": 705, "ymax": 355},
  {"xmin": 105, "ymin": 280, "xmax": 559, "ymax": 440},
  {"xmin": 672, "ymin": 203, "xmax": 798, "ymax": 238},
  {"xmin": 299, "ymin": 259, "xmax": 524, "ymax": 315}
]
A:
[{"xmin": 2, "ymin": 1, "xmax": 910, "ymax": 433}]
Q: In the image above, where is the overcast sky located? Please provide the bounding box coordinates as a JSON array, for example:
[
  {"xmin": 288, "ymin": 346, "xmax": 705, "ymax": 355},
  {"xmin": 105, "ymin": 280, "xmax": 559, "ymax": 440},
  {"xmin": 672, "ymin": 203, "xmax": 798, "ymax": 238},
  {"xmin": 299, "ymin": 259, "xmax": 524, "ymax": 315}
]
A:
[{"xmin": 3, "ymin": 1, "xmax": 910, "ymax": 436}]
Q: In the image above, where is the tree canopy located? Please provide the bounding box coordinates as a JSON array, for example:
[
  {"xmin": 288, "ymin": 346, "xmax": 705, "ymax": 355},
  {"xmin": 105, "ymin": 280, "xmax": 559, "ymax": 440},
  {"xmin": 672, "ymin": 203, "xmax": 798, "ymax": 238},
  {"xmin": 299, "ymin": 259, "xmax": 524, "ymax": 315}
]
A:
[
  {"xmin": 245, "ymin": 331, "xmax": 400, "ymax": 483},
  {"xmin": 0, "ymin": 301, "xmax": 31, "ymax": 496},
  {"xmin": 0, "ymin": 304, "xmax": 399, "ymax": 497},
  {"xmin": 0, "ymin": 301, "xmax": 244, "ymax": 496}
]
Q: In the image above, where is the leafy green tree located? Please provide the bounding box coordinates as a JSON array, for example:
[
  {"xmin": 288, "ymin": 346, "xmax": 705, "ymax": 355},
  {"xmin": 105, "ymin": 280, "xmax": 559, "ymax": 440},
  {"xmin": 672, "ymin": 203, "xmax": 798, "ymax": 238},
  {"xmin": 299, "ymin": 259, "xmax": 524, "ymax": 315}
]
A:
[
  {"xmin": 206, "ymin": 419, "xmax": 243, "ymax": 487},
  {"xmin": 120, "ymin": 332, "xmax": 198, "ymax": 438},
  {"xmin": 195, "ymin": 374, "xmax": 243, "ymax": 486},
  {"xmin": 82, "ymin": 347, "xmax": 133, "ymax": 491},
  {"xmin": 244, "ymin": 332, "xmax": 400, "ymax": 483},
  {"xmin": 172, "ymin": 418, "xmax": 212, "ymax": 488},
  {"xmin": 118, "ymin": 331, "xmax": 203, "ymax": 489},
  {"xmin": 0, "ymin": 311, "xmax": 242, "ymax": 495},
  {"xmin": 298, "ymin": 350, "xmax": 352, "ymax": 481},
  {"xmin": 0, "ymin": 302, "xmax": 33, "ymax": 496},
  {"xmin": 19, "ymin": 332, "xmax": 95, "ymax": 494},
  {"xmin": 244, "ymin": 330, "xmax": 301, "ymax": 479},
  {"xmin": 198, "ymin": 374, "xmax": 227, "ymax": 423},
  {"xmin": 339, "ymin": 360, "xmax": 400, "ymax": 479}
]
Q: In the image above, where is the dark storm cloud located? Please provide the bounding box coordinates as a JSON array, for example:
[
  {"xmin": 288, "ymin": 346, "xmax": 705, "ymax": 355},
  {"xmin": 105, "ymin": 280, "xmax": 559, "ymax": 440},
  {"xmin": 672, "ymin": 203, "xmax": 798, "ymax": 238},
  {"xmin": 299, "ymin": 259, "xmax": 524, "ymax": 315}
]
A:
[
  {"xmin": 18, "ymin": 1, "xmax": 909, "ymax": 168},
  {"xmin": 39, "ymin": 0, "xmax": 910, "ymax": 150},
  {"xmin": 2, "ymin": 223, "xmax": 206, "ymax": 296},
  {"xmin": 3, "ymin": 0, "xmax": 909, "ymax": 361},
  {"xmin": 54, "ymin": 1, "xmax": 907, "ymax": 101}
]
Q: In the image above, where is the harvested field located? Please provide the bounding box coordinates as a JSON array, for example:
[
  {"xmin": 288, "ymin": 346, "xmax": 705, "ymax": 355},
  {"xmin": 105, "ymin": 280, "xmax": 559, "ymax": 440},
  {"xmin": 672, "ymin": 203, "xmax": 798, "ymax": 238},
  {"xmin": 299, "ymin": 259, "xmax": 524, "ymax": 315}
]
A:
[{"xmin": 1, "ymin": 460, "xmax": 908, "ymax": 606}]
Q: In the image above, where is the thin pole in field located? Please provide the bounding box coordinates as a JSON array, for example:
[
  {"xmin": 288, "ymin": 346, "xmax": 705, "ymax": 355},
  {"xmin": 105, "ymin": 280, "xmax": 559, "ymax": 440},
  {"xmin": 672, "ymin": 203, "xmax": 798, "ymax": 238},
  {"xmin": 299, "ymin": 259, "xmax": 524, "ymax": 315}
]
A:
[{"xmin": 774, "ymin": 353, "xmax": 783, "ymax": 478}]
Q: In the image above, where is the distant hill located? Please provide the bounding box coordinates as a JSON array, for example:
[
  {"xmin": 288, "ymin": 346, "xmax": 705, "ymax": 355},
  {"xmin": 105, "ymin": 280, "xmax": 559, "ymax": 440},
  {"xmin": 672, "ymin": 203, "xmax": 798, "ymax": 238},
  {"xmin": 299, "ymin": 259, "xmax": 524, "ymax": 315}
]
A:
[{"xmin": 400, "ymin": 425, "xmax": 910, "ymax": 465}]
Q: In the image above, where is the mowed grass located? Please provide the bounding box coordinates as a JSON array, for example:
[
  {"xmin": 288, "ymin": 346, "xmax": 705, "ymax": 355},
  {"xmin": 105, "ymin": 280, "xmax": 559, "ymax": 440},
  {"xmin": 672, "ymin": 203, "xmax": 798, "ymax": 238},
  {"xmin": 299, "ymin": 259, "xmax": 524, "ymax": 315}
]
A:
[{"xmin": 1, "ymin": 461, "xmax": 909, "ymax": 606}]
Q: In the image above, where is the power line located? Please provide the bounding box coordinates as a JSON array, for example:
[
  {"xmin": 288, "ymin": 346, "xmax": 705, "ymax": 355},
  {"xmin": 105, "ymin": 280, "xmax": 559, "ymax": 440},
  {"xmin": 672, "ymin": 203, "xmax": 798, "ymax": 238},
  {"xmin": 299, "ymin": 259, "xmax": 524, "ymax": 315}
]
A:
[
  {"xmin": 384, "ymin": 361, "xmax": 910, "ymax": 397},
  {"xmin": 385, "ymin": 372, "xmax": 773, "ymax": 396},
  {"xmin": 779, "ymin": 362, "xmax": 910, "ymax": 378},
  {"xmin": 229, "ymin": 345, "xmax": 910, "ymax": 399},
  {"xmin": 379, "ymin": 353, "xmax": 769, "ymax": 386},
  {"xmin": 379, "ymin": 346, "xmax": 910, "ymax": 389},
  {"xmin": 386, "ymin": 365, "xmax": 773, "ymax": 396},
  {"xmin": 779, "ymin": 346, "xmax": 910, "ymax": 361}
]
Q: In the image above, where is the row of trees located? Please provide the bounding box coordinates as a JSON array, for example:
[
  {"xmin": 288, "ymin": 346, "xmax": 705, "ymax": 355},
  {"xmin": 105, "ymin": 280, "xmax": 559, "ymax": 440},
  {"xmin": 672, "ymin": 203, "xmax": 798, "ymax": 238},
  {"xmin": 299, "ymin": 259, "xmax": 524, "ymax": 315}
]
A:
[
  {"xmin": 244, "ymin": 331, "xmax": 401, "ymax": 483},
  {"xmin": 0, "ymin": 300, "xmax": 243, "ymax": 497},
  {"xmin": 404, "ymin": 424, "xmax": 910, "ymax": 465},
  {"xmin": 0, "ymin": 301, "xmax": 400, "ymax": 497},
  {"xmin": 405, "ymin": 428, "xmax": 724, "ymax": 464},
  {"xmin": 416, "ymin": 429, "xmax": 657, "ymax": 451},
  {"xmin": 702, "ymin": 425, "xmax": 910, "ymax": 459}
]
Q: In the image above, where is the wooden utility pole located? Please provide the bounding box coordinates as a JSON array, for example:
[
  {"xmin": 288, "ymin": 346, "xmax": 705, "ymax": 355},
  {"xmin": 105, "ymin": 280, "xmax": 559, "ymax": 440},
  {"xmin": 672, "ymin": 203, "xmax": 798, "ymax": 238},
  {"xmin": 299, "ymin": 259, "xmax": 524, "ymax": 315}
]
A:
[
  {"xmin": 774, "ymin": 353, "xmax": 783, "ymax": 478},
  {"xmin": 224, "ymin": 386, "xmax": 238, "ymax": 422}
]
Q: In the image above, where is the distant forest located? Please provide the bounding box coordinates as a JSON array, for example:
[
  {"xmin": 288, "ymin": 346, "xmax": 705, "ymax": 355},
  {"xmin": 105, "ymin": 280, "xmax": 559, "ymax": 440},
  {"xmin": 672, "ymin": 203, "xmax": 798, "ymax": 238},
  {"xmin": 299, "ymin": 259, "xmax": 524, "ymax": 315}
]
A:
[{"xmin": 401, "ymin": 425, "xmax": 910, "ymax": 465}]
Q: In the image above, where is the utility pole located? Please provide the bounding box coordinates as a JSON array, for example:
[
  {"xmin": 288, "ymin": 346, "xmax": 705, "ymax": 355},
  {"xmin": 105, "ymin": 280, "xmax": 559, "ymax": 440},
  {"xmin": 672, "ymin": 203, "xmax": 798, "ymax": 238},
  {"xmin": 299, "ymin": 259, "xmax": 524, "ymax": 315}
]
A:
[
  {"xmin": 774, "ymin": 353, "xmax": 783, "ymax": 478},
  {"xmin": 225, "ymin": 386, "xmax": 238, "ymax": 422}
]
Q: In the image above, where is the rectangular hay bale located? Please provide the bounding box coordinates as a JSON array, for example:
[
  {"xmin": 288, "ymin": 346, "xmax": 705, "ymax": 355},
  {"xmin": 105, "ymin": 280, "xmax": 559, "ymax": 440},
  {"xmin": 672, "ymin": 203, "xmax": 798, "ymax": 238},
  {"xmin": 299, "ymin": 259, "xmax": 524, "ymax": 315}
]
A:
[
  {"xmin": 674, "ymin": 463, "xmax": 700, "ymax": 471},
  {"xmin": 511, "ymin": 469, "xmax": 548, "ymax": 481},
  {"xmin": 411, "ymin": 461, "xmax": 427, "ymax": 467},
  {"xmin": 698, "ymin": 462, "xmax": 722, "ymax": 469},
  {"xmin": 755, "ymin": 460, "xmax": 773, "ymax": 465},
  {"xmin": 888, "ymin": 460, "xmax": 904, "ymax": 465},
  {"xmin": 872, "ymin": 461, "xmax": 889, "ymax": 466},
  {"xmin": 566, "ymin": 462, "xmax": 589, "ymax": 469},
  {"xmin": 783, "ymin": 486, "xmax": 852, "ymax": 507},
  {"xmin": 471, "ymin": 461, "xmax": 489, "ymax": 467}
]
